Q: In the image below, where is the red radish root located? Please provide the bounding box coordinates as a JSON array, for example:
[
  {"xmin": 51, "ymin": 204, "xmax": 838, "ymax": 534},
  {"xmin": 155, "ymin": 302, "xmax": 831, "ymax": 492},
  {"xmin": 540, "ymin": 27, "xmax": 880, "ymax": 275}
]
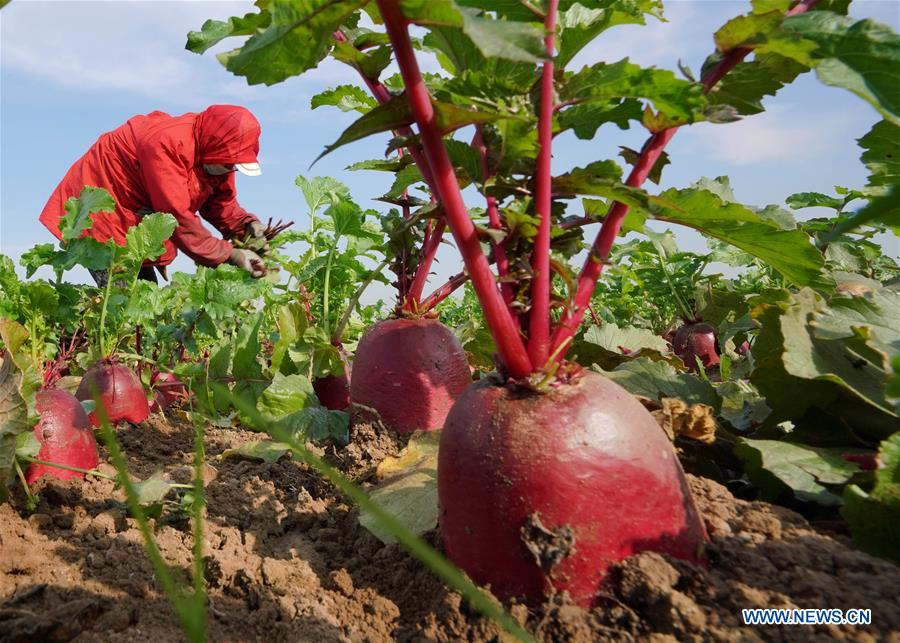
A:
[
  {"xmin": 76, "ymin": 359, "xmax": 149, "ymax": 426},
  {"xmin": 673, "ymin": 322, "xmax": 720, "ymax": 373},
  {"xmin": 314, "ymin": 373, "xmax": 351, "ymax": 411},
  {"xmin": 25, "ymin": 389, "xmax": 100, "ymax": 484},
  {"xmin": 438, "ymin": 371, "xmax": 707, "ymax": 607},
  {"xmin": 349, "ymin": 318, "xmax": 471, "ymax": 433},
  {"xmin": 150, "ymin": 371, "xmax": 189, "ymax": 410}
]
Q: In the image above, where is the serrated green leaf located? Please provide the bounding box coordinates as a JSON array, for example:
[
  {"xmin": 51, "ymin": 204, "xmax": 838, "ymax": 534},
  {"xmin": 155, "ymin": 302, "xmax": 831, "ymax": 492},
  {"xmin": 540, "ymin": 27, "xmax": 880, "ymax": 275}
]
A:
[
  {"xmin": 232, "ymin": 314, "xmax": 263, "ymax": 380},
  {"xmin": 186, "ymin": 10, "xmax": 272, "ymax": 54},
  {"xmin": 311, "ymin": 85, "xmax": 379, "ymax": 113},
  {"xmin": 760, "ymin": 13, "xmax": 900, "ymax": 125},
  {"xmin": 786, "ymin": 191, "xmax": 845, "ymax": 210},
  {"xmin": 277, "ymin": 406, "xmax": 349, "ymax": 444},
  {"xmin": 859, "ymin": 120, "xmax": 900, "ymax": 192},
  {"xmin": 257, "ymin": 372, "xmax": 319, "ymax": 419},
  {"xmin": 557, "ymin": 1, "xmax": 663, "ymax": 69},
  {"xmin": 59, "ymin": 186, "xmax": 116, "ymax": 243},
  {"xmin": 121, "ymin": 212, "xmax": 178, "ymax": 269},
  {"xmin": 560, "ymin": 59, "xmax": 706, "ymax": 126},
  {"xmin": 557, "ymin": 99, "xmax": 643, "ymax": 139},
  {"xmin": 401, "ymin": 0, "xmax": 545, "ymax": 63},
  {"xmin": 295, "ymin": 175, "xmax": 352, "ymax": 214},
  {"xmin": 218, "ymin": 0, "xmax": 368, "ymax": 86},
  {"xmin": 316, "ymin": 95, "xmax": 414, "ymax": 162},
  {"xmin": 707, "ymin": 53, "xmax": 808, "ymax": 115}
]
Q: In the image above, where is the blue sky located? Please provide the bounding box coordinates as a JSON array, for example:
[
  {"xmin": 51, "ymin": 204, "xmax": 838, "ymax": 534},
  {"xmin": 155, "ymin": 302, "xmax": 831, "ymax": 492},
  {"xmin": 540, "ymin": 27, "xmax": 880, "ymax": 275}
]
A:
[{"xmin": 1, "ymin": 0, "xmax": 898, "ymax": 299}]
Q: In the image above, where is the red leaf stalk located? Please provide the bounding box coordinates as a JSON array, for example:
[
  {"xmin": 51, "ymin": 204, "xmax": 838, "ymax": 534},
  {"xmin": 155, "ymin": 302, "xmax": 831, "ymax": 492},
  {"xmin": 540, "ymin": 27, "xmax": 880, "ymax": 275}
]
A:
[
  {"xmin": 528, "ymin": 1, "xmax": 558, "ymax": 368},
  {"xmin": 377, "ymin": 0, "xmax": 533, "ymax": 378},
  {"xmin": 419, "ymin": 270, "xmax": 469, "ymax": 312},
  {"xmin": 474, "ymin": 126, "xmax": 513, "ymax": 307},
  {"xmin": 550, "ymin": 0, "xmax": 819, "ymax": 358},
  {"xmin": 332, "ymin": 30, "xmax": 438, "ymax": 191},
  {"xmin": 404, "ymin": 218, "xmax": 446, "ymax": 310}
]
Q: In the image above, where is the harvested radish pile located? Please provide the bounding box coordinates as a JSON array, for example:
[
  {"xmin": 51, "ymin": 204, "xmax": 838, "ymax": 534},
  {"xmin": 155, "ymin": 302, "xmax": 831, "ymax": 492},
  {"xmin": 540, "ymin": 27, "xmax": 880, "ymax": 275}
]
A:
[{"xmin": 2, "ymin": 416, "xmax": 899, "ymax": 643}]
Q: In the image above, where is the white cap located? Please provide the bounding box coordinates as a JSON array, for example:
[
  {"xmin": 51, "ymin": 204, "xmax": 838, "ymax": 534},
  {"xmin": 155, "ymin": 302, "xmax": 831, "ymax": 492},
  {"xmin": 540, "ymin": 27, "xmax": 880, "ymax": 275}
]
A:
[{"xmin": 235, "ymin": 162, "xmax": 261, "ymax": 177}]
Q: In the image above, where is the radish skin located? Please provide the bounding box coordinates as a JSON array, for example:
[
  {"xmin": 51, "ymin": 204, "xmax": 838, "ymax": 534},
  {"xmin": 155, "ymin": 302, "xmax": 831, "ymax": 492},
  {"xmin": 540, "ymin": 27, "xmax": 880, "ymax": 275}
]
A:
[
  {"xmin": 76, "ymin": 360, "xmax": 149, "ymax": 426},
  {"xmin": 25, "ymin": 389, "xmax": 100, "ymax": 484},
  {"xmin": 350, "ymin": 318, "xmax": 471, "ymax": 433},
  {"xmin": 438, "ymin": 371, "xmax": 707, "ymax": 606}
]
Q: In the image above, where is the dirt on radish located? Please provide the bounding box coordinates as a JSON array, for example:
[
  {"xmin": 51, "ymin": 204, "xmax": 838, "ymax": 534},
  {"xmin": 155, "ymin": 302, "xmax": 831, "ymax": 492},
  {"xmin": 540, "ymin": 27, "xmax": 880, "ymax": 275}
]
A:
[{"xmin": 2, "ymin": 414, "xmax": 898, "ymax": 643}]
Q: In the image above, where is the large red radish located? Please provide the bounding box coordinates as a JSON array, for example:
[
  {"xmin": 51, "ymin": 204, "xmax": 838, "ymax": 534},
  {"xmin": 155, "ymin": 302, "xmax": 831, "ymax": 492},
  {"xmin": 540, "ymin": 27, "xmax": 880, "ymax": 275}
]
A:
[
  {"xmin": 438, "ymin": 371, "xmax": 707, "ymax": 607},
  {"xmin": 25, "ymin": 389, "xmax": 100, "ymax": 484},
  {"xmin": 673, "ymin": 322, "xmax": 720, "ymax": 373},
  {"xmin": 349, "ymin": 318, "xmax": 471, "ymax": 432},
  {"xmin": 76, "ymin": 359, "xmax": 149, "ymax": 426}
]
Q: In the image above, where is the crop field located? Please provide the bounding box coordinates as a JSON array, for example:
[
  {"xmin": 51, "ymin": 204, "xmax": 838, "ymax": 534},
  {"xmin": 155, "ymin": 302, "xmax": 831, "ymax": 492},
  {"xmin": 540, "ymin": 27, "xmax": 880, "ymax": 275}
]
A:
[{"xmin": 1, "ymin": 1, "xmax": 898, "ymax": 641}]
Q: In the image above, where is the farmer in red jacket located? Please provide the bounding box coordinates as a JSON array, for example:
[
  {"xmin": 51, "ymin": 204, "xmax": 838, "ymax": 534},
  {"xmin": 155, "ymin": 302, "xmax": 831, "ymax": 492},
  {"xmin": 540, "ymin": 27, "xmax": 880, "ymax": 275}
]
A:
[{"xmin": 39, "ymin": 105, "xmax": 268, "ymax": 283}]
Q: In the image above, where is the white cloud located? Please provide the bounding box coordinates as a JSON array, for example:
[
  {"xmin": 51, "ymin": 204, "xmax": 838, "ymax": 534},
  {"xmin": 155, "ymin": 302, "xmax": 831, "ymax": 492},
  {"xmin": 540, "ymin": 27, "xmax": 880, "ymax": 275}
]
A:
[{"xmin": 678, "ymin": 105, "xmax": 839, "ymax": 166}]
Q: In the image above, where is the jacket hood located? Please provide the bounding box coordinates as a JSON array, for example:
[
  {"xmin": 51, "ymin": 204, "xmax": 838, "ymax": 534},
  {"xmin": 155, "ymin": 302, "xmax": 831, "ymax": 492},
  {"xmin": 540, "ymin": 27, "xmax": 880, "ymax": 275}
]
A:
[{"xmin": 196, "ymin": 105, "xmax": 261, "ymax": 165}]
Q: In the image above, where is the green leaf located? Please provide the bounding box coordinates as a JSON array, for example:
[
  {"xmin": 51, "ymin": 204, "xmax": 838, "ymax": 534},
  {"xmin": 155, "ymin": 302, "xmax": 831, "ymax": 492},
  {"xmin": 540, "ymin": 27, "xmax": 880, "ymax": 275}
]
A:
[
  {"xmin": 186, "ymin": 9, "xmax": 271, "ymax": 54},
  {"xmin": 330, "ymin": 40, "xmax": 393, "ymax": 79},
  {"xmin": 121, "ymin": 212, "xmax": 178, "ymax": 269},
  {"xmin": 598, "ymin": 357, "xmax": 718, "ymax": 407},
  {"xmin": 576, "ymin": 323, "xmax": 670, "ymax": 369},
  {"xmin": 707, "ymin": 53, "xmax": 808, "ymax": 115},
  {"xmin": 619, "ymin": 146, "xmax": 670, "ymax": 185},
  {"xmin": 786, "ymin": 191, "xmax": 845, "ymax": 210},
  {"xmin": 316, "ymin": 95, "xmax": 414, "ymax": 162},
  {"xmin": 220, "ymin": 440, "xmax": 293, "ymax": 463},
  {"xmin": 132, "ymin": 471, "xmax": 179, "ymax": 506},
  {"xmin": 401, "ymin": 0, "xmax": 545, "ymax": 63},
  {"xmin": 232, "ymin": 314, "xmax": 263, "ymax": 380},
  {"xmin": 359, "ymin": 431, "xmax": 440, "ymax": 543},
  {"xmin": 59, "ymin": 186, "xmax": 116, "ymax": 243},
  {"xmin": 557, "ymin": 0, "xmax": 663, "ymax": 69},
  {"xmin": 277, "ymin": 406, "xmax": 349, "ymax": 444},
  {"xmin": 750, "ymin": 289, "xmax": 898, "ymax": 441},
  {"xmin": 636, "ymin": 182, "xmax": 829, "ymax": 289},
  {"xmin": 760, "ymin": 13, "xmax": 900, "ymax": 125},
  {"xmin": 295, "ymin": 175, "xmax": 351, "ymax": 214},
  {"xmin": 557, "ymin": 99, "xmax": 643, "ymax": 139},
  {"xmin": 218, "ymin": 0, "xmax": 369, "ymax": 86},
  {"xmin": 257, "ymin": 372, "xmax": 319, "ymax": 420},
  {"xmin": 561, "ymin": 59, "xmax": 706, "ymax": 127},
  {"xmin": 311, "ymin": 85, "xmax": 378, "ymax": 113},
  {"xmin": 735, "ymin": 438, "xmax": 861, "ymax": 505},
  {"xmin": 842, "ymin": 432, "xmax": 900, "ymax": 563},
  {"xmin": 859, "ymin": 120, "xmax": 900, "ymax": 193},
  {"xmin": 0, "ymin": 356, "xmax": 30, "ymax": 503}
]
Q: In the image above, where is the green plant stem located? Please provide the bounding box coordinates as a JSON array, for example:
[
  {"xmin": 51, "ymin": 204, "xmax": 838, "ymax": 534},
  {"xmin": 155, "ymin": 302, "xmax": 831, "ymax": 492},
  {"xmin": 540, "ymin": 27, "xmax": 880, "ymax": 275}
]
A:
[
  {"xmin": 322, "ymin": 244, "xmax": 337, "ymax": 338},
  {"xmin": 96, "ymin": 406, "xmax": 205, "ymax": 642},
  {"xmin": 332, "ymin": 256, "xmax": 391, "ymax": 344},
  {"xmin": 97, "ymin": 258, "xmax": 117, "ymax": 357},
  {"xmin": 14, "ymin": 460, "xmax": 39, "ymax": 509},
  {"xmin": 189, "ymin": 411, "xmax": 208, "ymax": 635},
  {"xmin": 219, "ymin": 384, "xmax": 534, "ymax": 643}
]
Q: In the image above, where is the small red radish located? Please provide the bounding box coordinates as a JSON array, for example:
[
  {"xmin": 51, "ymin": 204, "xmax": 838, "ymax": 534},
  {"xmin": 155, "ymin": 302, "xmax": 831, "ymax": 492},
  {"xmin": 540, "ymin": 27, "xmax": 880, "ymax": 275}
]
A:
[
  {"xmin": 349, "ymin": 318, "xmax": 471, "ymax": 432},
  {"xmin": 673, "ymin": 322, "xmax": 720, "ymax": 372},
  {"xmin": 76, "ymin": 359, "xmax": 149, "ymax": 426},
  {"xmin": 150, "ymin": 371, "xmax": 189, "ymax": 410},
  {"xmin": 25, "ymin": 389, "xmax": 99, "ymax": 484},
  {"xmin": 438, "ymin": 371, "xmax": 707, "ymax": 607},
  {"xmin": 314, "ymin": 373, "xmax": 351, "ymax": 411}
]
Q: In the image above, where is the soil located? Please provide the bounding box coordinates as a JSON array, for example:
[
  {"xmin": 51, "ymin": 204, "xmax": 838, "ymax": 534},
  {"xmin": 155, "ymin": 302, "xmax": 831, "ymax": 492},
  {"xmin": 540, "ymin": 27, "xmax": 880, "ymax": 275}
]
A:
[{"xmin": 1, "ymin": 413, "xmax": 898, "ymax": 643}]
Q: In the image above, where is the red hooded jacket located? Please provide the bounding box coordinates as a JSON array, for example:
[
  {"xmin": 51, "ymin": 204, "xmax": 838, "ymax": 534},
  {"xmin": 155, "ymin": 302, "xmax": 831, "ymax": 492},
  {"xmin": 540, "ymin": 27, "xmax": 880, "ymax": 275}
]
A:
[{"xmin": 39, "ymin": 105, "xmax": 261, "ymax": 267}]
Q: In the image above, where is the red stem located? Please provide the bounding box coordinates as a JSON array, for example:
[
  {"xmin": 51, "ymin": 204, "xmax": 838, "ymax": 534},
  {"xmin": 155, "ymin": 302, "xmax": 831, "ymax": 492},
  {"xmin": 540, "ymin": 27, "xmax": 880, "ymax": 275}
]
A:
[
  {"xmin": 528, "ymin": 1, "xmax": 558, "ymax": 368},
  {"xmin": 419, "ymin": 271, "xmax": 469, "ymax": 312},
  {"xmin": 404, "ymin": 217, "xmax": 446, "ymax": 310},
  {"xmin": 332, "ymin": 30, "xmax": 438, "ymax": 192},
  {"xmin": 550, "ymin": 0, "xmax": 819, "ymax": 359},
  {"xmin": 377, "ymin": 0, "xmax": 532, "ymax": 378},
  {"xmin": 474, "ymin": 126, "xmax": 514, "ymax": 308}
]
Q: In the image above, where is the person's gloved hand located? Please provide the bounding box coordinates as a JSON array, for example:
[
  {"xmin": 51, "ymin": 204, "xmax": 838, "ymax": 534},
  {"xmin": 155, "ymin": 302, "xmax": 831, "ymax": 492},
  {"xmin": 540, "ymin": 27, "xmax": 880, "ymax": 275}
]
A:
[
  {"xmin": 229, "ymin": 248, "xmax": 267, "ymax": 278},
  {"xmin": 241, "ymin": 220, "xmax": 270, "ymax": 255}
]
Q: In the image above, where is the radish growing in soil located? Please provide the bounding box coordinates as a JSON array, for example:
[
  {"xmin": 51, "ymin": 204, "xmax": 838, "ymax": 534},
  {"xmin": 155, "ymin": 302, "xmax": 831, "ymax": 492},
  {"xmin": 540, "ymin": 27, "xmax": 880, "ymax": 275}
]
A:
[
  {"xmin": 673, "ymin": 321, "xmax": 721, "ymax": 373},
  {"xmin": 26, "ymin": 388, "xmax": 100, "ymax": 484},
  {"xmin": 196, "ymin": 0, "xmax": 867, "ymax": 609},
  {"xmin": 350, "ymin": 318, "xmax": 471, "ymax": 432},
  {"xmin": 77, "ymin": 358, "xmax": 149, "ymax": 426}
]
